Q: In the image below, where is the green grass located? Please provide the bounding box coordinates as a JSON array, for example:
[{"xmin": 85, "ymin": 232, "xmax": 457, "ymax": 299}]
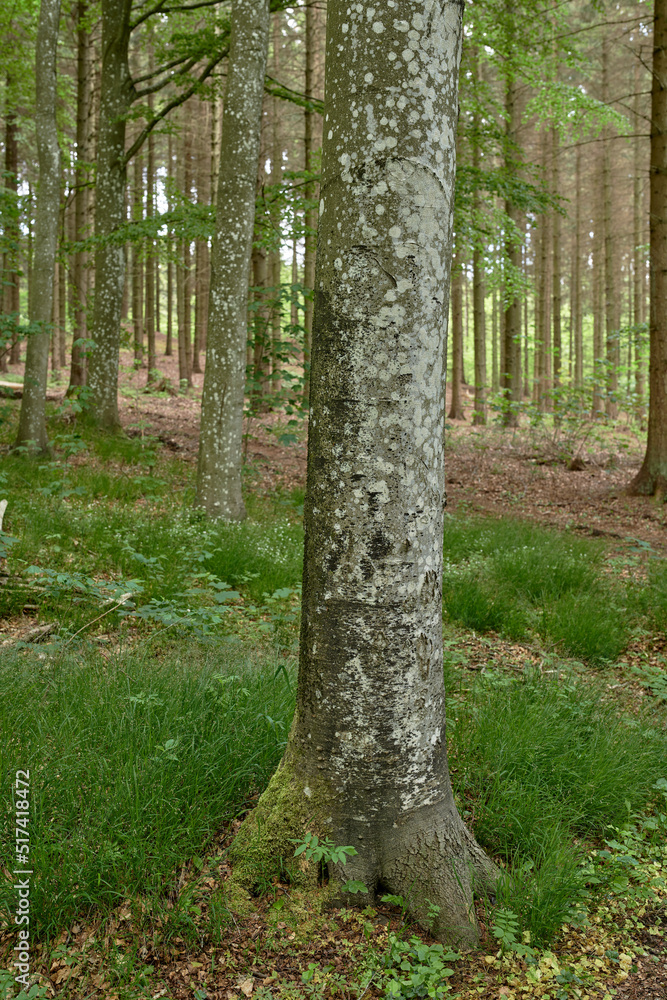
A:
[
  {"xmin": 442, "ymin": 515, "xmax": 631, "ymax": 663},
  {"xmin": 0, "ymin": 640, "xmax": 295, "ymax": 938},
  {"xmin": 449, "ymin": 668, "xmax": 667, "ymax": 942}
]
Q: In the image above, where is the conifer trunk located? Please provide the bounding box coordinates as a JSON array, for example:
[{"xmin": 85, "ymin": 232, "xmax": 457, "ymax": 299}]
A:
[
  {"xmin": 630, "ymin": 0, "xmax": 667, "ymax": 494},
  {"xmin": 15, "ymin": 0, "xmax": 61, "ymax": 451}
]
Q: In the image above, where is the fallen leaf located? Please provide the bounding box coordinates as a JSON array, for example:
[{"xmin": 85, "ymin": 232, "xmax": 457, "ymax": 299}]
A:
[{"xmin": 239, "ymin": 979, "xmax": 254, "ymax": 997}]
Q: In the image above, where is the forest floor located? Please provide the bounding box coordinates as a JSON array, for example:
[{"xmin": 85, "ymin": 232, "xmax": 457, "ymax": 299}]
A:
[{"xmin": 0, "ymin": 346, "xmax": 666, "ymax": 1000}]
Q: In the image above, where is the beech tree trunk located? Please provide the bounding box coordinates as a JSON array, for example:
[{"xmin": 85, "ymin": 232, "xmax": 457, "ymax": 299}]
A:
[
  {"xmin": 15, "ymin": 0, "xmax": 61, "ymax": 451},
  {"xmin": 231, "ymin": 0, "xmax": 496, "ymax": 946},
  {"xmin": 195, "ymin": 0, "xmax": 270, "ymax": 518},
  {"xmin": 573, "ymin": 144, "xmax": 583, "ymax": 388},
  {"xmin": 86, "ymin": 0, "xmax": 132, "ymax": 429},
  {"xmin": 145, "ymin": 112, "xmax": 156, "ymax": 381},
  {"xmin": 551, "ymin": 127, "xmax": 562, "ymax": 413},
  {"xmin": 132, "ymin": 150, "xmax": 144, "ymax": 367},
  {"xmin": 630, "ymin": 0, "xmax": 667, "ymax": 494}
]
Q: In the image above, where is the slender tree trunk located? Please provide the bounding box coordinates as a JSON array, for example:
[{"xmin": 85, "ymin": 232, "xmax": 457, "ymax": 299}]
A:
[
  {"xmin": 145, "ymin": 99, "xmax": 156, "ymax": 382},
  {"xmin": 131, "ymin": 150, "xmax": 144, "ymax": 367},
  {"xmin": 269, "ymin": 13, "xmax": 283, "ymax": 398},
  {"xmin": 196, "ymin": 0, "xmax": 270, "ymax": 518},
  {"xmin": 592, "ymin": 164, "xmax": 605, "ymax": 419},
  {"xmin": 573, "ymin": 144, "xmax": 583, "ymax": 388},
  {"xmin": 3, "ymin": 82, "xmax": 21, "ymax": 367},
  {"xmin": 448, "ymin": 249, "xmax": 465, "ymax": 420},
  {"xmin": 630, "ymin": 0, "xmax": 667, "ymax": 494},
  {"xmin": 492, "ymin": 285, "xmax": 499, "ymax": 393},
  {"xmin": 86, "ymin": 0, "xmax": 132, "ymax": 428},
  {"xmin": 194, "ymin": 101, "xmax": 211, "ymax": 371},
  {"xmin": 231, "ymin": 0, "xmax": 496, "ymax": 945},
  {"xmin": 551, "ymin": 127, "xmax": 562, "ymax": 418},
  {"xmin": 602, "ymin": 37, "xmax": 620, "ymax": 420},
  {"xmin": 166, "ymin": 250, "xmax": 173, "ymax": 356},
  {"xmin": 472, "ymin": 52, "xmax": 486, "ymax": 426},
  {"xmin": 15, "ymin": 0, "xmax": 61, "ymax": 451},
  {"xmin": 502, "ymin": 74, "xmax": 521, "ymax": 426},
  {"xmin": 634, "ymin": 57, "xmax": 646, "ymax": 421},
  {"xmin": 180, "ymin": 115, "xmax": 193, "ymax": 386},
  {"xmin": 302, "ymin": 0, "xmax": 318, "ymax": 404}
]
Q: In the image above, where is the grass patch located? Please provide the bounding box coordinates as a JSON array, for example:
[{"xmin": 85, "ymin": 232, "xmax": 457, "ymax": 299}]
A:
[
  {"xmin": 442, "ymin": 515, "xmax": 630, "ymax": 663},
  {"xmin": 449, "ymin": 668, "xmax": 667, "ymax": 942},
  {"xmin": 0, "ymin": 640, "xmax": 295, "ymax": 938}
]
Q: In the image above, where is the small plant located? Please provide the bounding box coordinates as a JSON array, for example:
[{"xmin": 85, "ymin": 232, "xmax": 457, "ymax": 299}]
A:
[
  {"xmin": 292, "ymin": 832, "xmax": 368, "ymax": 893},
  {"xmin": 381, "ymin": 933, "xmax": 460, "ymax": 998}
]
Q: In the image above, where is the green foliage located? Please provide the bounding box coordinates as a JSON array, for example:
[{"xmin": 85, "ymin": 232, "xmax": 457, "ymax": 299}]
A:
[{"xmin": 381, "ymin": 934, "xmax": 460, "ymax": 999}]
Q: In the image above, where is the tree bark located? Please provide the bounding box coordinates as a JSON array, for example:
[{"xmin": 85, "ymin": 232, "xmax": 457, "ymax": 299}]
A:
[
  {"xmin": 195, "ymin": 0, "xmax": 270, "ymax": 519},
  {"xmin": 471, "ymin": 55, "xmax": 486, "ymax": 426},
  {"xmin": 15, "ymin": 0, "xmax": 61, "ymax": 451},
  {"xmin": 630, "ymin": 0, "xmax": 667, "ymax": 494},
  {"xmin": 230, "ymin": 0, "xmax": 496, "ymax": 945},
  {"xmin": 86, "ymin": 0, "xmax": 132, "ymax": 428}
]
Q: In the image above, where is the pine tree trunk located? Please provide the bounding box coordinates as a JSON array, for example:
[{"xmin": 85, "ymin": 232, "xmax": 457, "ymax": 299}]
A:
[
  {"xmin": 552, "ymin": 127, "xmax": 562, "ymax": 419},
  {"xmin": 502, "ymin": 74, "xmax": 521, "ymax": 426},
  {"xmin": 231, "ymin": 1, "xmax": 497, "ymax": 945},
  {"xmin": 15, "ymin": 0, "xmax": 61, "ymax": 451},
  {"xmin": 3, "ymin": 82, "xmax": 21, "ymax": 367},
  {"xmin": 86, "ymin": 0, "xmax": 132, "ymax": 429},
  {"xmin": 196, "ymin": 0, "xmax": 270, "ymax": 518},
  {"xmin": 602, "ymin": 37, "xmax": 620, "ymax": 420},
  {"xmin": 573, "ymin": 144, "xmax": 583, "ymax": 388},
  {"xmin": 471, "ymin": 58, "xmax": 486, "ymax": 426},
  {"xmin": 630, "ymin": 0, "xmax": 667, "ymax": 494},
  {"xmin": 145, "ymin": 106, "xmax": 156, "ymax": 382},
  {"xmin": 132, "ymin": 150, "xmax": 144, "ymax": 367},
  {"xmin": 633, "ymin": 59, "xmax": 646, "ymax": 421}
]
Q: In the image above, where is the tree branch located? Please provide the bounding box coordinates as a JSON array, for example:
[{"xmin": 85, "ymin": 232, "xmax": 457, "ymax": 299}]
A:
[
  {"xmin": 134, "ymin": 55, "xmax": 199, "ymax": 97},
  {"xmin": 124, "ymin": 51, "xmax": 226, "ymax": 165},
  {"xmin": 133, "ymin": 52, "xmax": 194, "ymax": 84}
]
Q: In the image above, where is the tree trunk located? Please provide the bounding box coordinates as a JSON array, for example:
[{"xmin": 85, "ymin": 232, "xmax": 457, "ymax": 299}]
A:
[
  {"xmin": 471, "ymin": 53, "xmax": 486, "ymax": 426},
  {"xmin": 15, "ymin": 0, "xmax": 61, "ymax": 452},
  {"xmin": 573, "ymin": 144, "xmax": 583, "ymax": 388},
  {"xmin": 634, "ymin": 57, "xmax": 646, "ymax": 420},
  {"xmin": 602, "ymin": 36, "xmax": 620, "ymax": 420},
  {"xmin": 551, "ymin": 127, "xmax": 562, "ymax": 416},
  {"xmin": 491, "ymin": 285, "xmax": 499, "ymax": 393},
  {"xmin": 230, "ymin": 0, "xmax": 497, "ymax": 946},
  {"xmin": 592, "ymin": 158, "xmax": 605, "ymax": 418},
  {"xmin": 448, "ymin": 250, "xmax": 465, "ymax": 420},
  {"xmin": 630, "ymin": 0, "xmax": 667, "ymax": 494},
  {"xmin": 269, "ymin": 13, "xmax": 283, "ymax": 398},
  {"xmin": 132, "ymin": 150, "xmax": 144, "ymax": 367},
  {"xmin": 302, "ymin": 0, "xmax": 318, "ymax": 405},
  {"xmin": 194, "ymin": 101, "xmax": 211, "ymax": 371},
  {"xmin": 3, "ymin": 80, "xmax": 21, "ymax": 367},
  {"xmin": 195, "ymin": 0, "xmax": 270, "ymax": 519},
  {"xmin": 145, "ymin": 108, "xmax": 156, "ymax": 382},
  {"xmin": 502, "ymin": 74, "xmax": 522, "ymax": 427},
  {"xmin": 86, "ymin": 0, "xmax": 132, "ymax": 429}
]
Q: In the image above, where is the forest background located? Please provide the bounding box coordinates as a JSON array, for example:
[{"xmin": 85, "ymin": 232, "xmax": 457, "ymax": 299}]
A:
[{"xmin": 1, "ymin": 1, "xmax": 667, "ymax": 1000}]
